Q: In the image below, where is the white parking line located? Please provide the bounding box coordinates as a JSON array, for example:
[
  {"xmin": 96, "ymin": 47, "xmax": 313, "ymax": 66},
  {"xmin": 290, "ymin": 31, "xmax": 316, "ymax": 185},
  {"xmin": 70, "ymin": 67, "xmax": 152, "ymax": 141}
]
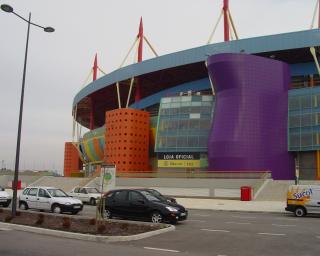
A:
[
  {"xmin": 144, "ymin": 247, "xmax": 180, "ymax": 253},
  {"xmin": 193, "ymin": 214, "xmax": 210, "ymax": 217},
  {"xmin": 232, "ymin": 216, "xmax": 257, "ymax": 219},
  {"xmin": 201, "ymin": 229, "xmax": 230, "ymax": 232},
  {"xmin": 258, "ymin": 233, "xmax": 286, "ymax": 236},
  {"xmin": 226, "ymin": 221, "xmax": 251, "ymax": 225},
  {"xmin": 272, "ymin": 224, "xmax": 296, "ymax": 227},
  {"xmin": 0, "ymin": 228, "xmax": 12, "ymax": 231},
  {"xmin": 275, "ymin": 218, "xmax": 298, "ymax": 221}
]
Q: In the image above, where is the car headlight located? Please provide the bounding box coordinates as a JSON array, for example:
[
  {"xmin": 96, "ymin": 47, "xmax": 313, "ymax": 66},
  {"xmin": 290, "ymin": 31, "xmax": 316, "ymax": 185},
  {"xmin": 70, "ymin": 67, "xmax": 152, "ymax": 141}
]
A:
[{"xmin": 166, "ymin": 206, "xmax": 178, "ymax": 212}]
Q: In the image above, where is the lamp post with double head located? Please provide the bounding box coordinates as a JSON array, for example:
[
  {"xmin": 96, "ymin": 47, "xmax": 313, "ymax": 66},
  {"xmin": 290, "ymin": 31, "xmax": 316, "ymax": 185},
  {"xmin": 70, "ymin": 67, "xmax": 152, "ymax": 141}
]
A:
[{"xmin": 0, "ymin": 4, "xmax": 54, "ymax": 217}]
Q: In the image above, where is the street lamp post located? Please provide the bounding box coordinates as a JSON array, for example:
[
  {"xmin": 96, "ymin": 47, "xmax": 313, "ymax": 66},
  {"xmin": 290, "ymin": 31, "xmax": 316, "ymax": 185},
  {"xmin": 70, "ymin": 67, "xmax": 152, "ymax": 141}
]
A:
[{"xmin": 1, "ymin": 4, "xmax": 54, "ymax": 217}]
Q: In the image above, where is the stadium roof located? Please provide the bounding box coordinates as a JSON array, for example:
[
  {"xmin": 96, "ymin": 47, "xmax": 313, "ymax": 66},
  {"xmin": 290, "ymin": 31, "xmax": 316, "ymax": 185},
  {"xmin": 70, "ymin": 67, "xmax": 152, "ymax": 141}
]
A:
[{"xmin": 73, "ymin": 29, "xmax": 320, "ymax": 128}]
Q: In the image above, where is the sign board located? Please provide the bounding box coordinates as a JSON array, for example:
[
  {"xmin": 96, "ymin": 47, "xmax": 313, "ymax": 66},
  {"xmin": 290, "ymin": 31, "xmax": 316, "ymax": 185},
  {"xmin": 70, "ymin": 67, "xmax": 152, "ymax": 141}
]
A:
[
  {"xmin": 100, "ymin": 164, "xmax": 116, "ymax": 192},
  {"xmin": 157, "ymin": 152, "xmax": 200, "ymax": 168}
]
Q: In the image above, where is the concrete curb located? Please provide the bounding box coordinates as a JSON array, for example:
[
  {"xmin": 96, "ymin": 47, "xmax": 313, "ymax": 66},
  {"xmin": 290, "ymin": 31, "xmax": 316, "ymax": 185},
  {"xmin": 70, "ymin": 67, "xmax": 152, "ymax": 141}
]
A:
[{"xmin": 0, "ymin": 222, "xmax": 175, "ymax": 242}]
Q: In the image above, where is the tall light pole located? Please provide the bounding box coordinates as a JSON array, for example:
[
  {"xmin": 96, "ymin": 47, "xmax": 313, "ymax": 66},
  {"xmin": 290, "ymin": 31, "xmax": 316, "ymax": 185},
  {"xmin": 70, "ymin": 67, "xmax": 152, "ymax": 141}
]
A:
[{"xmin": 0, "ymin": 4, "xmax": 54, "ymax": 217}]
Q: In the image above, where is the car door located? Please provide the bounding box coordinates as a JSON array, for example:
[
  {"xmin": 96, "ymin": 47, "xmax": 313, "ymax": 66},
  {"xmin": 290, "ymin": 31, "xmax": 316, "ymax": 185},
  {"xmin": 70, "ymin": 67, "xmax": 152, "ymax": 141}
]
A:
[
  {"xmin": 79, "ymin": 188, "xmax": 89, "ymax": 203},
  {"xmin": 37, "ymin": 188, "xmax": 51, "ymax": 210},
  {"xmin": 128, "ymin": 191, "xmax": 149, "ymax": 219},
  {"xmin": 70, "ymin": 187, "xmax": 80, "ymax": 200},
  {"xmin": 26, "ymin": 188, "xmax": 38, "ymax": 209},
  {"xmin": 111, "ymin": 190, "xmax": 129, "ymax": 216}
]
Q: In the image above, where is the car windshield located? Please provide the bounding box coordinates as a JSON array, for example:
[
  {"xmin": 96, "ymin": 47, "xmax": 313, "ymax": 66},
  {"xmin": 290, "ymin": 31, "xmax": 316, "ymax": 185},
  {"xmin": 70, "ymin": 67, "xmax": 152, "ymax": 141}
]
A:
[
  {"xmin": 139, "ymin": 190, "xmax": 160, "ymax": 201},
  {"xmin": 47, "ymin": 189, "xmax": 68, "ymax": 197},
  {"xmin": 86, "ymin": 188, "xmax": 100, "ymax": 193},
  {"xmin": 147, "ymin": 189, "xmax": 166, "ymax": 200},
  {"xmin": 148, "ymin": 189, "xmax": 161, "ymax": 197}
]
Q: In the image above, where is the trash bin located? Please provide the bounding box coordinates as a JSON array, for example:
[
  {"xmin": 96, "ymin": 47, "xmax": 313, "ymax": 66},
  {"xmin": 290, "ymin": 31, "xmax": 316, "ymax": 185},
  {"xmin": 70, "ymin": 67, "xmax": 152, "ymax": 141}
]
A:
[{"xmin": 240, "ymin": 186, "xmax": 252, "ymax": 201}]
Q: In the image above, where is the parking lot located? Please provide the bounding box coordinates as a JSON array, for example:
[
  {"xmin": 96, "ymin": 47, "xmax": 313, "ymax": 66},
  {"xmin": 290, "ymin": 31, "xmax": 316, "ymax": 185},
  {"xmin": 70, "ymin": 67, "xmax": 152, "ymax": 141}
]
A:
[
  {"xmin": 1, "ymin": 203, "xmax": 320, "ymax": 255},
  {"xmin": 79, "ymin": 205, "xmax": 320, "ymax": 255}
]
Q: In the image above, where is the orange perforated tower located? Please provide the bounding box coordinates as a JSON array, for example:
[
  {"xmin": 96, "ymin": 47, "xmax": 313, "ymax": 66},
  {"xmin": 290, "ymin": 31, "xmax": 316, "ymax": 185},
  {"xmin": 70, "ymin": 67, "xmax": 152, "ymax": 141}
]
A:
[
  {"xmin": 63, "ymin": 142, "xmax": 82, "ymax": 177},
  {"xmin": 105, "ymin": 109, "xmax": 150, "ymax": 172}
]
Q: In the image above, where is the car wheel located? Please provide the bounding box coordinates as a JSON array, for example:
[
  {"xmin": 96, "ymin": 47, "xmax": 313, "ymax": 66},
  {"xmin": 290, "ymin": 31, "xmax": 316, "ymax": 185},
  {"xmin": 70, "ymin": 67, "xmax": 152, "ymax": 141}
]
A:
[
  {"xmin": 19, "ymin": 202, "xmax": 28, "ymax": 210},
  {"xmin": 90, "ymin": 198, "xmax": 96, "ymax": 206},
  {"xmin": 104, "ymin": 209, "xmax": 112, "ymax": 219},
  {"xmin": 151, "ymin": 211, "xmax": 163, "ymax": 223},
  {"xmin": 294, "ymin": 207, "xmax": 306, "ymax": 217},
  {"xmin": 52, "ymin": 204, "xmax": 62, "ymax": 214}
]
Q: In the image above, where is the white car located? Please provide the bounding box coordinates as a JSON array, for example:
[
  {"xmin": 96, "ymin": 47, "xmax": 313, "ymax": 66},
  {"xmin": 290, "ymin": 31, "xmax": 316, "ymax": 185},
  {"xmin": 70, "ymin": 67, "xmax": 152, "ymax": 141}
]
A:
[
  {"xmin": 19, "ymin": 186, "xmax": 83, "ymax": 214},
  {"xmin": 69, "ymin": 187, "xmax": 101, "ymax": 205},
  {"xmin": 0, "ymin": 187, "xmax": 11, "ymax": 208}
]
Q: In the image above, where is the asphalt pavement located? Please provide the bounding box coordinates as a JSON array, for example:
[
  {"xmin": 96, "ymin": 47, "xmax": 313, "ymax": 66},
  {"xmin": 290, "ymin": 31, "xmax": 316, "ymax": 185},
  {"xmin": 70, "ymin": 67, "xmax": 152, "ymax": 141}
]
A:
[{"xmin": 1, "ymin": 207, "xmax": 320, "ymax": 256}]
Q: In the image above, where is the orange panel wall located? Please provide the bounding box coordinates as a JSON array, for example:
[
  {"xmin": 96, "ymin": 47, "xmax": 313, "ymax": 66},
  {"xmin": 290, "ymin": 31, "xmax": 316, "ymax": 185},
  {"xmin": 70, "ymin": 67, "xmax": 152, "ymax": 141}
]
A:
[
  {"xmin": 105, "ymin": 109, "xmax": 150, "ymax": 173},
  {"xmin": 64, "ymin": 142, "xmax": 82, "ymax": 177}
]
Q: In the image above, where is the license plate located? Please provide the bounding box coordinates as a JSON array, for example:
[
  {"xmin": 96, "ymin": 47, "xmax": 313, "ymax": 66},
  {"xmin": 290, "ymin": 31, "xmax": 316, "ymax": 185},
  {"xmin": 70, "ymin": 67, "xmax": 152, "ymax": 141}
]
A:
[
  {"xmin": 180, "ymin": 212, "xmax": 186, "ymax": 216},
  {"xmin": 73, "ymin": 206, "xmax": 81, "ymax": 209}
]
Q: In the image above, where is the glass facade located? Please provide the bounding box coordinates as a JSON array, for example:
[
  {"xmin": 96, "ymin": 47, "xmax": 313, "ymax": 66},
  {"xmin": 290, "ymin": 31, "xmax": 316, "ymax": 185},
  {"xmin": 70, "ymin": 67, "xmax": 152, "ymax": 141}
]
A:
[
  {"xmin": 288, "ymin": 87, "xmax": 320, "ymax": 151},
  {"xmin": 155, "ymin": 95, "xmax": 215, "ymax": 152}
]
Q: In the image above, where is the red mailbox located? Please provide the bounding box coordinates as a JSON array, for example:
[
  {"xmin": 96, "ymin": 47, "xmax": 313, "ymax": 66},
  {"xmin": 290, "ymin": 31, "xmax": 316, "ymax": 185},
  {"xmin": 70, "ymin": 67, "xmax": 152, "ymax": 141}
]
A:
[
  {"xmin": 12, "ymin": 180, "xmax": 22, "ymax": 190},
  {"xmin": 240, "ymin": 186, "xmax": 252, "ymax": 201}
]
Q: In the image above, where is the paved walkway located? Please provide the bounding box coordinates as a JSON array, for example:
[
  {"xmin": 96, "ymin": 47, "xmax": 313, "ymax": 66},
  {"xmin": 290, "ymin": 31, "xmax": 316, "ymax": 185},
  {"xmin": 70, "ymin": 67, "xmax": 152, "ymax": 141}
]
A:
[{"xmin": 176, "ymin": 198, "xmax": 286, "ymax": 213}]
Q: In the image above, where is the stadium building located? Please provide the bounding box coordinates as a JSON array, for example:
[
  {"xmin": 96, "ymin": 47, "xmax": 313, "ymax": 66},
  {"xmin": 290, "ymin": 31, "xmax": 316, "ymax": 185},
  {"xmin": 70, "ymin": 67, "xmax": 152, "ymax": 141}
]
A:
[{"xmin": 64, "ymin": 0, "xmax": 320, "ymax": 181}]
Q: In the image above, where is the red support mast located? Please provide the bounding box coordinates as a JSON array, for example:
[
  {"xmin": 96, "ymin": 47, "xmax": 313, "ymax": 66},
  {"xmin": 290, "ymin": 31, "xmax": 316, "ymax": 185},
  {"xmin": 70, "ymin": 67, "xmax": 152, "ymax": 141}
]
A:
[
  {"xmin": 90, "ymin": 54, "xmax": 98, "ymax": 130},
  {"xmin": 93, "ymin": 53, "xmax": 98, "ymax": 81},
  {"xmin": 223, "ymin": 0, "xmax": 229, "ymax": 42},
  {"xmin": 138, "ymin": 17, "xmax": 143, "ymax": 62},
  {"xmin": 135, "ymin": 17, "xmax": 143, "ymax": 102}
]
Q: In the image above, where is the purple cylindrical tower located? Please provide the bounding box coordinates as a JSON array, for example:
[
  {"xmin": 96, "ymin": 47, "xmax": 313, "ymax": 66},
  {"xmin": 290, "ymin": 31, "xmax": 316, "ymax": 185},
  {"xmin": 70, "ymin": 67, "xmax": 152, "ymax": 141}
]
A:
[{"xmin": 207, "ymin": 53, "xmax": 294, "ymax": 180}]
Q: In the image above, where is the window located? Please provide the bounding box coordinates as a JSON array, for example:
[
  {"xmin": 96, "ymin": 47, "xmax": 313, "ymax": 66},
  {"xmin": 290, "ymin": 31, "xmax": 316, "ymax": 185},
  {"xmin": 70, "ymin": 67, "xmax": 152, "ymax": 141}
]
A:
[
  {"xmin": 106, "ymin": 192, "xmax": 114, "ymax": 198},
  {"xmin": 129, "ymin": 191, "xmax": 144, "ymax": 202},
  {"xmin": 80, "ymin": 188, "xmax": 87, "ymax": 194},
  {"xmin": 23, "ymin": 188, "xmax": 30, "ymax": 195},
  {"xmin": 27, "ymin": 188, "xmax": 38, "ymax": 196},
  {"xmin": 38, "ymin": 188, "xmax": 50, "ymax": 198},
  {"xmin": 114, "ymin": 190, "xmax": 128, "ymax": 201},
  {"xmin": 74, "ymin": 187, "xmax": 80, "ymax": 193},
  {"xmin": 47, "ymin": 189, "xmax": 68, "ymax": 197}
]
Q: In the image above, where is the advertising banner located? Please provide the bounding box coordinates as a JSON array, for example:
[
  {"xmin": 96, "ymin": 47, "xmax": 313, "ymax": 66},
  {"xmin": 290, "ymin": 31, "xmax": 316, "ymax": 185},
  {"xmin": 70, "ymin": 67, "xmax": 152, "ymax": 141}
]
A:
[
  {"xmin": 100, "ymin": 164, "xmax": 116, "ymax": 192},
  {"xmin": 157, "ymin": 152, "xmax": 200, "ymax": 168}
]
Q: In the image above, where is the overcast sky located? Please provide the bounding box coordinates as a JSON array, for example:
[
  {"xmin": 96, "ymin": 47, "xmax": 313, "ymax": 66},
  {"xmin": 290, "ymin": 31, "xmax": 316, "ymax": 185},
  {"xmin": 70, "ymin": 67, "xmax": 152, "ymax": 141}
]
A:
[{"xmin": 0, "ymin": 0, "xmax": 316, "ymax": 174}]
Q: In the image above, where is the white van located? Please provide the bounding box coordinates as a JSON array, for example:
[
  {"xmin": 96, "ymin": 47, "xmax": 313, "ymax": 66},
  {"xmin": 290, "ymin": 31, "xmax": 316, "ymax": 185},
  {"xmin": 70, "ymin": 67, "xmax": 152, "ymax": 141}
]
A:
[{"xmin": 285, "ymin": 185, "xmax": 320, "ymax": 217}]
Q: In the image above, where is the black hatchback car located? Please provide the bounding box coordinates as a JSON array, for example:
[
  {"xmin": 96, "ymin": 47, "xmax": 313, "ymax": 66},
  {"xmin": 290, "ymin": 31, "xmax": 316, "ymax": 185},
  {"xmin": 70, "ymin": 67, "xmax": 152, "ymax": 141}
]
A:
[{"xmin": 103, "ymin": 189, "xmax": 188, "ymax": 224}]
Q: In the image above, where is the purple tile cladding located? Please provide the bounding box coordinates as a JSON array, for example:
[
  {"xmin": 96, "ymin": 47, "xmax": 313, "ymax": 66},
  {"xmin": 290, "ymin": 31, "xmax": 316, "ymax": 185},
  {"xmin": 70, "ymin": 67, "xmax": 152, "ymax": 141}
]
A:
[{"xmin": 207, "ymin": 53, "xmax": 295, "ymax": 180}]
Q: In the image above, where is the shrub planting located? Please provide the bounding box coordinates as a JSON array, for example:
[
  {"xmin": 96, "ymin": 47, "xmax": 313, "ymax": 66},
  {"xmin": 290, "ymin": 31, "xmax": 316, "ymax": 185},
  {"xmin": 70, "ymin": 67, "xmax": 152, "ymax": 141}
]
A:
[
  {"xmin": 62, "ymin": 217, "xmax": 71, "ymax": 229},
  {"xmin": 97, "ymin": 223, "xmax": 106, "ymax": 233},
  {"xmin": 4, "ymin": 215, "xmax": 13, "ymax": 223},
  {"xmin": 35, "ymin": 213, "xmax": 44, "ymax": 225},
  {"xmin": 89, "ymin": 218, "xmax": 96, "ymax": 225}
]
